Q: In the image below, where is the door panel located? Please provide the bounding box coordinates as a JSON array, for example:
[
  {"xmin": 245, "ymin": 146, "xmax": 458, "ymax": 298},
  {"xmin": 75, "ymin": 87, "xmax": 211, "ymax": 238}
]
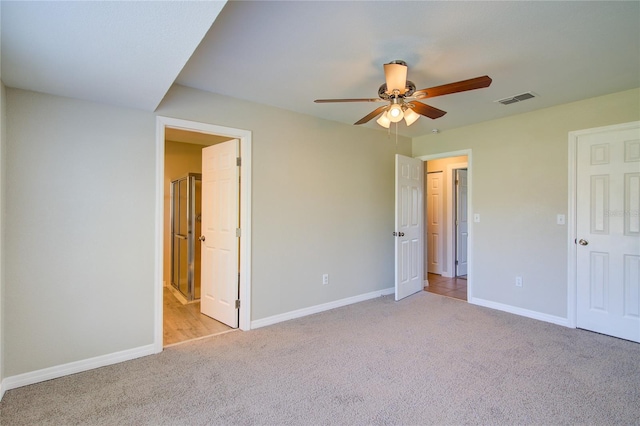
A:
[
  {"xmin": 200, "ymin": 140, "xmax": 239, "ymax": 328},
  {"xmin": 576, "ymin": 124, "xmax": 640, "ymax": 342},
  {"xmin": 395, "ymin": 155, "xmax": 424, "ymax": 301},
  {"xmin": 426, "ymin": 172, "xmax": 443, "ymax": 274}
]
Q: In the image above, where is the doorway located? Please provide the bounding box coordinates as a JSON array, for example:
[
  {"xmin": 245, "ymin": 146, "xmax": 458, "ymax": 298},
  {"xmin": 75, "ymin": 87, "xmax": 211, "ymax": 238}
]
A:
[
  {"xmin": 164, "ymin": 137, "xmax": 231, "ymax": 346},
  {"xmin": 154, "ymin": 117, "xmax": 252, "ymax": 353},
  {"xmin": 419, "ymin": 150, "xmax": 473, "ymax": 301}
]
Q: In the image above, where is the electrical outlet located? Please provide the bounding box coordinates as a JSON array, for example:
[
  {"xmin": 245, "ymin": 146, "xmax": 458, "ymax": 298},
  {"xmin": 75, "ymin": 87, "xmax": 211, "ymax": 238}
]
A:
[
  {"xmin": 515, "ymin": 276, "xmax": 523, "ymax": 287},
  {"xmin": 473, "ymin": 213, "xmax": 481, "ymax": 223},
  {"xmin": 322, "ymin": 274, "xmax": 329, "ymax": 285}
]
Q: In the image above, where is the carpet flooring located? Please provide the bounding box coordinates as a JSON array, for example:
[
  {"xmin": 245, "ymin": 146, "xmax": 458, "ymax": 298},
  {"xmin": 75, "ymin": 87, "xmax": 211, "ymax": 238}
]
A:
[{"xmin": 1, "ymin": 291, "xmax": 639, "ymax": 425}]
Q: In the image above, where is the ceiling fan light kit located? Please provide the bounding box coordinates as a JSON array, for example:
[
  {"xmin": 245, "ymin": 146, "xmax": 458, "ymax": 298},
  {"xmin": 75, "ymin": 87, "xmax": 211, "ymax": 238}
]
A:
[
  {"xmin": 388, "ymin": 102, "xmax": 404, "ymax": 122},
  {"xmin": 314, "ymin": 60, "xmax": 492, "ymax": 130},
  {"xmin": 376, "ymin": 112, "xmax": 391, "ymax": 129},
  {"xmin": 403, "ymin": 107, "xmax": 420, "ymax": 126}
]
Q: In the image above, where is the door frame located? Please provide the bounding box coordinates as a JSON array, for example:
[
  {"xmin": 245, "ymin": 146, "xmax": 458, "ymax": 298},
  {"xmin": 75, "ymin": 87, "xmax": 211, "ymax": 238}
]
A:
[
  {"xmin": 417, "ymin": 149, "xmax": 473, "ymax": 300},
  {"xmin": 566, "ymin": 120, "xmax": 639, "ymax": 329},
  {"xmin": 453, "ymin": 167, "xmax": 469, "ymax": 277},
  {"xmin": 154, "ymin": 116, "xmax": 252, "ymax": 353},
  {"xmin": 446, "ymin": 161, "xmax": 468, "ymax": 277}
]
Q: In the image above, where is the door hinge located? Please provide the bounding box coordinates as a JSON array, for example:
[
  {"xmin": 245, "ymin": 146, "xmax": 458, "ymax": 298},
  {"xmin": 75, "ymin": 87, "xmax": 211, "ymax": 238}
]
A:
[
  {"xmin": 235, "ymin": 299, "xmax": 240, "ymax": 309},
  {"xmin": 236, "ymin": 228, "xmax": 241, "ymax": 237},
  {"xmin": 236, "ymin": 157, "xmax": 242, "ymax": 167}
]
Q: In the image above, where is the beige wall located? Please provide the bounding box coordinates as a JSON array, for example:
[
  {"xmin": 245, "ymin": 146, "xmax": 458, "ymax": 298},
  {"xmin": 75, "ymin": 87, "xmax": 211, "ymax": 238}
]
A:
[
  {"xmin": 10, "ymin": 78, "xmax": 635, "ymax": 382},
  {"xmin": 0, "ymin": 85, "xmax": 5, "ymax": 386},
  {"xmin": 426, "ymin": 155, "xmax": 467, "ymax": 173},
  {"xmin": 5, "ymin": 88, "xmax": 157, "ymax": 376},
  {"xmin": 414, "ymin": 88, "xmax": 640, "ymax": 319},
  {"xmin": 157, "ymin": 85, "xmax": 412, "ymax": 320},
  {"xmin": 4, "ymin": 84, "xmax": 411, "ymax": 377},
  {"xmin": 163, "ymin": 140, "xmax": 205, "ymax": 287}
]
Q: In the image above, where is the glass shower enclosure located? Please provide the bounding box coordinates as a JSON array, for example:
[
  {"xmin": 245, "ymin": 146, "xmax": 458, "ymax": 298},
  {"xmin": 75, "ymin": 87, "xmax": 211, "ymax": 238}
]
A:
[{"xmin": 170, "ymin": 173, "xmax": 202, "ymax": 302}]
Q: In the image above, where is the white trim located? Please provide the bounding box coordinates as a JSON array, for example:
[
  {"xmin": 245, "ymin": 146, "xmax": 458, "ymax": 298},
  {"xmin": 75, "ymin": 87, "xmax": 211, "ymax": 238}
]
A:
[
  {"xmin": 2, "ymin": 344, "xmax": 155, "ymax": 392},
  {"xmin": 155, "ymin": 117, "xmax": 253, "ymax": 355},
  {"xmin": 566, "ymin": 121, "xmax": 640, "ymax": 330},
  {"xmin": 416, "ymin": 149, "xmax": 473, "ymax": 300},
  {"xmin": 470, "ymin": 297, "xmax": 570, "ymax": 328},
  {"xmin": 251, "ymin": 287, "xmax": 395, "ymax": 329},
  {"xmin": 567, "ymin": 129, "xmax": 578, "ymax": 329}
]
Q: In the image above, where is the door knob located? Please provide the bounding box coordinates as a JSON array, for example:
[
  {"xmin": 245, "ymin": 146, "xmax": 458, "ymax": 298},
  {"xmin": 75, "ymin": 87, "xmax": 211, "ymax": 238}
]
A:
[
  {"xmin": 399, "ymin": 232, "xmax": 405, "ymax": 237},
  {"xmin": 199, "ymin": 235, "xmax": 205, "ymax": 242},
  {"xmin": 578, "ymin": 239, "xmax": 588, "ymax": 246}
]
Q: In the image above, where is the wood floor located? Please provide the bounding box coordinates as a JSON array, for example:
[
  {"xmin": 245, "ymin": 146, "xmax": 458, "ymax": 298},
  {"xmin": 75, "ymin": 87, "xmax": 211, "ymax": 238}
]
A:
[
  {"xmin": 163, "ymin": 287, "xmax": 233, "ymax": 346},
  {"xmin": 425, "ymin": 273, "xmax": 467, "ymax": 301}
]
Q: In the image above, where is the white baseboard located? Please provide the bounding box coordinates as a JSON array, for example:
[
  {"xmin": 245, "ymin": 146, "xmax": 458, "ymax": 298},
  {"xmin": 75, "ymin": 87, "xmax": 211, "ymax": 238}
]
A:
[
  {"xmin": 469, "ymin": 297, "xmax": 571, "ymax": 328},
  {"xmin": 1, "ymin": 344, "xmax": 156, "ymax": 396},
  {"xmin": 0, "ymin": 379, "xmax": 5, "ymax": 401},
  {"xmin": 251, "ymin": 287, "xmax": 395, "ymax": 329}
]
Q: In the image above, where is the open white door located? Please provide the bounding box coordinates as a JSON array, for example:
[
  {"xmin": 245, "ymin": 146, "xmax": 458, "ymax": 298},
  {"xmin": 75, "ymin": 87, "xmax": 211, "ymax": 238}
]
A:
[
  {"xmin": 576, "ymin": 123, "xmax": 640, "ymax": 342},
  {"xmin": 455, "ymin": 169, "xmax": 468, "ymax": 276},
  {"xmin": 395, "ymin": 154, "xmax": 424, "ymax": 301},
  {"xmin": 200, "ymin": 140, "xmax": 239, "ymax": 328}
]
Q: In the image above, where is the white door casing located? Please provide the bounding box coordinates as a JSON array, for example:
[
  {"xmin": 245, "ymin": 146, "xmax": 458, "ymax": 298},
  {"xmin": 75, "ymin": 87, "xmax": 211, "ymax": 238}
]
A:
[
  {"xmin": 395, "ymin": 154, "xmax": 424, "ymax": 301},
  {"xmin": 200, "ymin": 140, "xmax": 240, "ymax": 328},
  {"xmin": 426, "ymin": 172, "xmax": 443, "ymax": 275},
  {"xmin": 574, "ymin": 122, "xmax": 640, "ymax": 342},
  {"xmin": 455, "ymin": 169, "xmax": 469, "ymax": 276}
]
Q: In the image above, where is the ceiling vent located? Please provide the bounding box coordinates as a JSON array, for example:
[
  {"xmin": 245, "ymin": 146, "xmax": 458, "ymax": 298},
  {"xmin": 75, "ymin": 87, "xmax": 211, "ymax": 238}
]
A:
[{"xmin": 495, "ymin": 92, "xmax": 536, "ymax": 105}]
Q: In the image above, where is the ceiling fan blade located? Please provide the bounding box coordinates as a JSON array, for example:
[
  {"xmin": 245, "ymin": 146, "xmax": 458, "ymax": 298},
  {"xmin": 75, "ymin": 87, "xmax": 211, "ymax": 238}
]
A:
[
  {"xmin": 354, "ymin": 105, "xmax": 389, "ymax": 125},
  {"xmin": 410, "ymin": 101, "xmax": 447, "ymax": 119},
  {"xmin": 314, "ymin": 98, "xmax": 384, "ymax": 103},
  {"xmin": 413, "ymin": 76, "xmax": 492, "ymax": 99},
  {"xmin": 384, "ymin": 61, "xmax": 408, "ymax": 95}
]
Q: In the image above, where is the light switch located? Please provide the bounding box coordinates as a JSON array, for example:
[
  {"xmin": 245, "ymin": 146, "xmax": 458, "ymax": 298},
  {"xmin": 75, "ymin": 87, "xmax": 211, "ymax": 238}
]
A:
[
  {"xmin": 557, "ymin": 214, "xmax": 565, "ymax": 225},
  {"xmin": 473, "ymin": 213, "xmax": 480, "ymax": 223}
]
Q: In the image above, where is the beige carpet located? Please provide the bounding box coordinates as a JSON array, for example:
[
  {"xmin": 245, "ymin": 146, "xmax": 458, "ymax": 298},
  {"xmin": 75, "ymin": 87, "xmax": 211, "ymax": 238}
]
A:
[{"xmin": 1, "ymin": 291, "xmax": 639, "ymax": 425}]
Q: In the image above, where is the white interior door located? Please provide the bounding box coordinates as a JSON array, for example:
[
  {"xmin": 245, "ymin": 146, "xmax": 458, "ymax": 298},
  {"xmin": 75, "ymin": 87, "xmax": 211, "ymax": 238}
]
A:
[
  {"xmin": 395, "ymin": 154, "xmax": 424, "ymax": 301},
  {"xmin": 426, "ymin": 172, "xmax": 443, "ymax": 274},
  {"xmin": 200, "ymin": 139, "xmax": 239, "ymax": 328},
  {"xmin": 576, "ymin": 124, "xmax": 640, "ymax": 342},
  {"xmin": 455, "ymin": 169, "xmax": 468, "ymax": 276}
]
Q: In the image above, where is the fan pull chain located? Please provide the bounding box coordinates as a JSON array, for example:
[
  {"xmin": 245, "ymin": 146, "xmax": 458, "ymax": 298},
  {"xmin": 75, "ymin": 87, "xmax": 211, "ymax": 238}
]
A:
[{"xmin": 395, "ymin": 122, "xmax": 398, "ymax": 147}]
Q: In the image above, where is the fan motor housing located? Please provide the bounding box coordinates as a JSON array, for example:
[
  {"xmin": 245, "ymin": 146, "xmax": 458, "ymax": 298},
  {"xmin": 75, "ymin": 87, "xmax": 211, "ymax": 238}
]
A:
[{"xmin": 378, "ymin": 81, "xmax": 416, "ymax": 100}]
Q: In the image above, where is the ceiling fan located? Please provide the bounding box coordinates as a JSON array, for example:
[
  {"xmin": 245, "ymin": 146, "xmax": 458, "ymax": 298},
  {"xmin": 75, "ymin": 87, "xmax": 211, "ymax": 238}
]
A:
[{"xmin": 314, "ymin": 60, "xmax": 492, "ymax": 128}]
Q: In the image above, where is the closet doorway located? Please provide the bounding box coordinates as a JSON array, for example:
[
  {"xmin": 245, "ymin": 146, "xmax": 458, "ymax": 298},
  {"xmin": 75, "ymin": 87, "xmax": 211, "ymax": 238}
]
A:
[{"xmin": 421, "ymin": 151, "xmax": 472, "ymax": 301}]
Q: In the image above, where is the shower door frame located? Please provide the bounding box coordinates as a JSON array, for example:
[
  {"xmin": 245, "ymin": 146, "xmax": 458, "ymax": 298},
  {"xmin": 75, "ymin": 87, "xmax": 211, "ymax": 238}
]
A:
[{"xmin": 170, "ymin": 173, "xmax": 202, "ymax": 302}]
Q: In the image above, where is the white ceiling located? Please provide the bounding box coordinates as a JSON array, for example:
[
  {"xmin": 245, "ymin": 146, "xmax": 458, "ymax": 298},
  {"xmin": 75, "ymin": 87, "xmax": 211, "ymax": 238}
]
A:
[
  {"xmin": 1, "ymin": 1, "xmax": 226, "ymax": 111},
  {"xmin": 2, "ymin": 1, "xmax": 639, "ymax": 138}
]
